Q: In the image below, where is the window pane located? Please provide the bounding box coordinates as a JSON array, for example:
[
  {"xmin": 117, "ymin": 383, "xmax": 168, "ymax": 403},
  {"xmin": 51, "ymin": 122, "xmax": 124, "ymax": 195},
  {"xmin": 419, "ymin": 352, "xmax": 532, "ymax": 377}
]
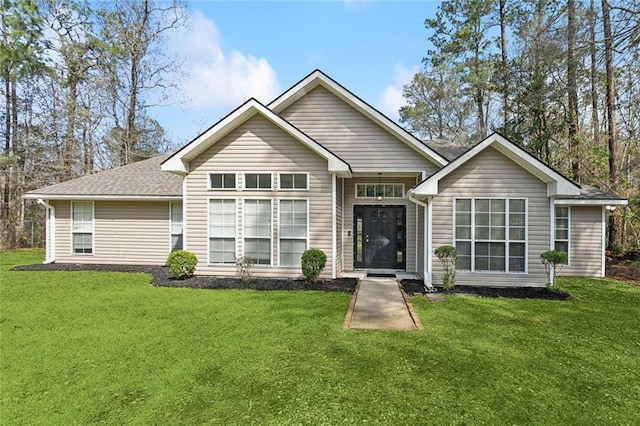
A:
[
  {"xmin": 172, "ymin": 235, "xmax": 183, "ymax": 251},
  {"xmin": 210, "ymin": 174, "xmax": 222, "ymax": 188},
  {"xmin": 210, "ymin": 238, "xmax": 235, "ymax": 263},
  {"xmin": 491, "ymin": 242, "xmax": 505, "ymax": 257},
  {"xmin": 490, "ymin": 226, "xmax": 505, "ymax": 240},
  {"xmin": 245, "ymin": 238, "xmax": 270, "ymax": 265},
  {"xmin": 455, "ymin": 226, "xmax": 471, "ymax": 239},
  {"xmin": 556, "ymin": 230, "xmax": 569, "ymax": 240},
  {"xmin": 245, "ymin": 174, "xmax": 257, "ymax": 188},
  {"xmin": 394, "ymin": 185, "xmax": 404, "ymax": 197},
  {"xmin": 73, "ymin": 233, "xmax": 92, "ymax": 254},
  {"xmin": 509, "ymin": 257, "xmax": 525, "ymax": 272},
  {"xmin": 489, "ymin": 256, "xmax": 506, "ymax": 271},
  {"xmin": 509, "ymin": 213, "xmax": 525, "ymax": 227},
  {"xmin": 456, "ymin": 199, "xmax": 471, "ymax": 212},
  {"xmin": 280, "ymin": 174, "xmax": 293, "ymax": 189},
  {"xmin": 456, "ymin": 213, "xmax": 470, "ymax": 226},
  {"xmin": 475, "ymin": 256, "xmax": 488, "ymax": 271},
  {"xmin": 476, "ymin": 242, "xmax": 489, "ymax": 256},
  {"xmin": 510, "ymin": 199, "xmax": 526, "ymax": 213},
  {"xmin": 259, "ymin": 174, "xmax": 271, "ymax": 188},
  {"xmin": 356, "ymin": 185, "xmax": 365, "ymax": 197},
  {"xmin": 509, "ymin": 227, "xmax": 526, "ymax": 240},
  {"xmin": 475, "ymin": 212, "xmax": 489, "ymax": 226},
  {"xmin": 294, "ymin": 174, "xmax": 307, "ymax": 189},
  {"xmin": 476, "ymin": 226, "xmax": 490, "ymax": 239},
  {"xmin": 491, "ymin": 199, "xmax": 505, "ymax": 212},
  {"xmin": 555, "ymin": 241, "xmax": 568, "ymax": 254},
  {"xmin": 280, "ymin": 239, "xmax": 306, "ymax": 267},
  {"xmin": 223, "ymin": 174, "xmax": 235, "ymax": 188},
  {"xmin": 476, "ymin": 199, "xmax": 490, "ymax": 212},
  {"xmin": 366, "ymin": 185, "xmax": 375, "ymax": 197},
  {"xmin": 491, "ymin": 213, "xmax": 505, "ymax": 226},
  {"xmin": 510, "ymin": 242, "xmax": 525, "ymax": 257}
]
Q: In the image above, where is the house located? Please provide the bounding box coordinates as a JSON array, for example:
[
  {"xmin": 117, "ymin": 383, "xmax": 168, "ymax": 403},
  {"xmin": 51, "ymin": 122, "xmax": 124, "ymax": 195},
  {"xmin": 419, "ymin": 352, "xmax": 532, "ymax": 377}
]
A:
[{"xmin": 24, "ymin": 70, "xmax": 627, "ymax": 287}]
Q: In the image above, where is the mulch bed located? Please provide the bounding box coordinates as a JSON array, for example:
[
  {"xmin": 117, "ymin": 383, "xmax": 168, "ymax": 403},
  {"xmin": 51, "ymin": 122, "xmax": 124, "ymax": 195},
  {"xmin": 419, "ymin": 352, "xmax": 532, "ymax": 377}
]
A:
[
  {"xmin": 11, "ymin": 263, "xmax": 357, "ymax": 292},
  {"xmin": 400, "ymin": 279, "xmax": 571, "ymax": 300},
  {"xmin": 606, "ymin": 262, "xmax": 640, "ymax": 287}
]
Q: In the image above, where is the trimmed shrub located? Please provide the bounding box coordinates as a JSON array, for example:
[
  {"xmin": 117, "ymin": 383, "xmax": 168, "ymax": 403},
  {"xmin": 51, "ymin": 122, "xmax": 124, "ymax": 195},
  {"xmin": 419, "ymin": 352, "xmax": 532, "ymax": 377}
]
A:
[
  {"xmin": 540, "ymin": 250, "xmax": 568, "ymax": 288},
  {"xmin": 435, "ymin": 245, "xmax": 457, "ymax": 290},
  {"xmin": 301, "ymin": 248, "xmax": 327, "ymax": 283},
  {"xmin": 235, "ymin": 256, "xmax": 254, "ymax": 283},
  {"xmin": 167, "ymin": 250, "xmax": 198, "ymax": 279}
]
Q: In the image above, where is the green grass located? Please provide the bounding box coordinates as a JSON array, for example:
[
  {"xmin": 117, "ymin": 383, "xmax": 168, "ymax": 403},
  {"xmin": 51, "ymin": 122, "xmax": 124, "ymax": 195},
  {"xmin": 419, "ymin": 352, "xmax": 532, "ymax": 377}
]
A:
[{"xmin": 2, "ymin": 250, "xmax": 639, "ymax": 425}]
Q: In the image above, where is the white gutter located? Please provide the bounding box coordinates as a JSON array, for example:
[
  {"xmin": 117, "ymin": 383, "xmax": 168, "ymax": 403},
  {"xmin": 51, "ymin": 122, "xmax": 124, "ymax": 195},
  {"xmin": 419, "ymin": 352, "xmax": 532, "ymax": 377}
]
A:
[
  {"xmin": 406, "ymin": 190, "xmax": 433, "ymax": 290},
  {"xmin": 36, "ymin": 199, "xmax": 55, "ymax": 264}
]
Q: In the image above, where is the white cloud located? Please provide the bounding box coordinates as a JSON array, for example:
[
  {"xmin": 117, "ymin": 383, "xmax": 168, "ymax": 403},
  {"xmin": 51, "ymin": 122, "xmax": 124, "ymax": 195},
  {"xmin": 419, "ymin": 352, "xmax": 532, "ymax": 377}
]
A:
[
  {"xmin": 377, "ymin": 63, "xmax": 417, "ymax": 122},
  {"xmin": 171, "ymin": 11, "xmax": 280, "ymax": 109}
]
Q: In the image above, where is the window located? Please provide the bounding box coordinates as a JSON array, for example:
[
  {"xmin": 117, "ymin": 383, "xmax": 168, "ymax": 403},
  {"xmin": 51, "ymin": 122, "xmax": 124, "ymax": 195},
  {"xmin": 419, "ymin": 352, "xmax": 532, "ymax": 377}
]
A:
[
  {"xmin": 209, "ymin": 173, "xmax": 236, "ymax": 189},
  {"xmin": 356, "ymin": 183, "xmax": 404, "ymax": 198},
  {"xmin": 279, "ymin": 173, "xmax": 308, "ymax": 190},
  {"xmin": 209, "ymin": 199, "xmax": 236, "ymax": 263},
  {"xmin": 245, "ymin": 173, "xmax": 272, "ymax": 190},
  {"xmin": 555, "ymin": 206, "xmax": 570, "ymax": 261},
  {"xmin": 244, "ymin": 200, "xmax": 271, "ymax": 265},
  {"xmin": 170, "ymin": 202, "xmax": 183, "ymax": 251},
  {"xmin": 72, "ymin": 201, "xmax": 93, "ymax": 254},
  {"xmin": 279, "ymin": 200, "xmax": 307, "ymax": 266},
  {"xmin": 454, "ymin": 198, "xmax": 526, "ymax": 273}
]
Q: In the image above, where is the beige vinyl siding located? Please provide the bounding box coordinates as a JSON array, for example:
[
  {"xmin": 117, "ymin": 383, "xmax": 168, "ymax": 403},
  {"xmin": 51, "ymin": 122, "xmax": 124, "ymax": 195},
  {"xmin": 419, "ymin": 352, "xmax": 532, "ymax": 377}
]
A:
[
  {"xmin": 186, "ymin": 114, "xmax": 333, "ymax": 278},
  {"xmin": 279, "ymin": 86, "xmax": 440, "ymax": 174},
  {"xmin": 431, "ymin": 147, "xmax": 550, "ymax": 287},
  {"xmin": 560, "ymin": 206, "xmax": 603, "ymax": 277},
  {"xmin": 52, "ymin": 200, "xmax": 172, "ymax": 265},
  {"xmin": 342, "ymin": 176, "xmax": 419, "ymax": 272}
]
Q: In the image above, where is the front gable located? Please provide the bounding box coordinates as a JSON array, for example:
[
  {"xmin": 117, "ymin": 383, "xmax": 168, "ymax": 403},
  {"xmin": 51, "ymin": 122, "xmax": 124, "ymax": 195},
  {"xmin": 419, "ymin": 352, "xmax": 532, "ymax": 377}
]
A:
[
  {"xmin": 270, "ymin": 70, "xmax": 447, "ymax": 173},
  {"xmin": 410, "ymin": 133, "xmax": 581, "ymax": 199},
  {"xmin": 161, "ymin": 98, "xmax": 351, "ymax": 178}
]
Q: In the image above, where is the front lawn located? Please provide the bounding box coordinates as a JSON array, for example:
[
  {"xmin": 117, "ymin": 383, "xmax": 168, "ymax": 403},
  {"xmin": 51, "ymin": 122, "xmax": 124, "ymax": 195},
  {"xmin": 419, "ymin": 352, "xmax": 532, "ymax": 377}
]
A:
[{"xmin": 2, "ymin": 250, "xmax": 639, "ymax": 424}]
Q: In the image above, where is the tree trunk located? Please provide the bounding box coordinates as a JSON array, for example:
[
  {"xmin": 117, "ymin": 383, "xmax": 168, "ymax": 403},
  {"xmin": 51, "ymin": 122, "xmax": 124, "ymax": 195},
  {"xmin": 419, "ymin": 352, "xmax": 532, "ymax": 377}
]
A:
[
  {"xmin": 602, "ymin": 0, "xmax": 618, "ymax": 248},
  {"xmin": 499, "ymin": 0, "xmax": 509, "ymax": 128},
  {"xmin": 589, "ymin": 0, "xmax": 600, "ymax": 138},
  {"xmin": 567, "ymin": 0, "xmax": 580, "ymax": 181}
]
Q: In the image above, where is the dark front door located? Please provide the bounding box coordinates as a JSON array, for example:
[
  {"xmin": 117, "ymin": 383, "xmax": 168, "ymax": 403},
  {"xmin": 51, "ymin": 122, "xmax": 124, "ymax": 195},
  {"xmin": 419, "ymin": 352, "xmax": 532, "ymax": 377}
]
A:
[{"xmin": 354, "ymin": 205, "xmax": 406, "ymax": 269}]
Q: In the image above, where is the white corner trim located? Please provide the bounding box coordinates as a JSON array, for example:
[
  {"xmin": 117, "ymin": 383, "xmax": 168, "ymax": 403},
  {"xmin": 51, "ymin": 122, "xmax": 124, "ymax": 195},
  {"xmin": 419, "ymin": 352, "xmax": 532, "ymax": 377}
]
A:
[
  {"xmin": 601, "ymin": 206, "xmax": 606, "ymax": 278},
  {"xmin": 37, "ymin": 199, "xmax": 55, "ymax": 263},
  {"xmin": 182, "ymin": 178, "xmax": 188, "ymax": 250},
  {"xmin": 332, "ymin": 174, "xmax": 337, "ymax": 279}
]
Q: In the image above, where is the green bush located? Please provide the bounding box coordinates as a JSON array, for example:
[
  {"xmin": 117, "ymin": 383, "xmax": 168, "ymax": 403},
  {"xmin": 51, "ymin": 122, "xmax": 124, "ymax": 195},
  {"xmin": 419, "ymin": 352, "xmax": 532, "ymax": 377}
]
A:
[
  {"xmin": 435, "ymin": 245, "xmax": 457, "ymax": 290},
  {"xmin": 301, "ymin": 248, "xmax": 327, "ymax": 283},
  {"xmin": 540, "ymin": 250, "xmax": 568, "ymax": 288},
  {"xmin": 167, "ymin": 250, "xmax": 198, "ymax": 279}
]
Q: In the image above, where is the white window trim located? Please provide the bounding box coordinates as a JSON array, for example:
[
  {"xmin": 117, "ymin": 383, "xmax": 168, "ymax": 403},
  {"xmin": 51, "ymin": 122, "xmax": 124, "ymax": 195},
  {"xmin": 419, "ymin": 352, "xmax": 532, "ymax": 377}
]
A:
[
  {"xmin": 207, "ymin": 197, "xmax": 238, "ymax": 266},
  {"xmin": 70, "ymin": 201, "xmax": 95, "ymax": 256},
  {"xmin": 354, "ymin": 183, "xmax": 406, "ymax": 199},
  {"xmin": 554, "ymin": 205, "xmax": 571, "ymax": 266},
  {"xmin": 242, "ymin": 198, "xmax": 274, "ymax": 267},
  {"xmin": 277, "ymin": 198, "xmax": 309, "ymax": 268},
  {"xmin": 243, "ymin": 172, "xmax": 273, "ymax": 191},
  {"xmin": 277, "ymin": 172, "xmax": 309, "ymax": 191},
  {"xmin": 207, "ymin": 172, "xmax": 237, "ymax": 190},
  {"xmin": 169, "ymin": 202, "xmax": 183, "ymax": 252},
  {"xmin": 453, "ymin": 197, "xmax": 528, "ymax": 274}
]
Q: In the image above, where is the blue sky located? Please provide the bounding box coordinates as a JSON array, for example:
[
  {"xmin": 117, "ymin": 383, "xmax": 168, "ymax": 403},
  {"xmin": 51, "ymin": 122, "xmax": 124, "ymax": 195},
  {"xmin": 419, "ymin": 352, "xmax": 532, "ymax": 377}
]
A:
[{"xmin": 154, "ymin": 1, "xmax": 441, "ymax": 144}]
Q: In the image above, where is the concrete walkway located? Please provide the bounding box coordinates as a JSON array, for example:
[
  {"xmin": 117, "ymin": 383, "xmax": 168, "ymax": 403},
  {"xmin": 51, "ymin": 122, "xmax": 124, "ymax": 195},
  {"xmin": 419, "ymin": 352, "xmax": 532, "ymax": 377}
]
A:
[{"xmin": 345, "ymin": 278, "xmax": 418, "ymax": 330}]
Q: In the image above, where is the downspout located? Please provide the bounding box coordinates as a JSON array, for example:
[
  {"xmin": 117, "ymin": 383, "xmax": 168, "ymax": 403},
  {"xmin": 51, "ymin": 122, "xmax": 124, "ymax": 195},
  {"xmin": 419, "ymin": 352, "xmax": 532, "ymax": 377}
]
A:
[
  {"xmin": 37, "ymin": 199, "xmax": 55, "ymax": 264},
  {"xmin": 406, "ymin": 190, "xmax": 433, "ymax": 291}
]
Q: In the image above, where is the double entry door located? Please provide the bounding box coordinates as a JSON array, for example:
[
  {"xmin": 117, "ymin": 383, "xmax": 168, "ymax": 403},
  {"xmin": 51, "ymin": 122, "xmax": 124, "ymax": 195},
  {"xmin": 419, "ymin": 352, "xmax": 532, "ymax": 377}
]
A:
[{"xmin": 353, "ymin": 205, "xmax": 406, "ymax": 270}]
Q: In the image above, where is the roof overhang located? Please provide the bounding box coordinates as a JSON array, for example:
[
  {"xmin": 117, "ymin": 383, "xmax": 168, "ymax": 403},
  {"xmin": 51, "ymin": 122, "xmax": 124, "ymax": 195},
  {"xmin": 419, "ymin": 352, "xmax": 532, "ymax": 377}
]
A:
[
  {"xmin": 411, "ymin": 133, "xmax": 581, "ymax": 199},
  {"xmin": 162, "ymin": 98, "xmax": 352, "ymax": 178},
  {"xmin": 268, "ymin": 70, "xmax": 449, "ymax": 168},
  {"xmin": 23, "ymin": 194, "xmax": 182, "ymax": 201}
]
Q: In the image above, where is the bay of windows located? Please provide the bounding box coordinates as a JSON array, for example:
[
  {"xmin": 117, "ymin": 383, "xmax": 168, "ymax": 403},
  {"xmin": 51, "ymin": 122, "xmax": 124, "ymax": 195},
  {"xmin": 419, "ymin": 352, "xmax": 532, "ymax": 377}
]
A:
[{"xmin": 454, "ymin": 198, "xmax": 526, "ymax": 272}]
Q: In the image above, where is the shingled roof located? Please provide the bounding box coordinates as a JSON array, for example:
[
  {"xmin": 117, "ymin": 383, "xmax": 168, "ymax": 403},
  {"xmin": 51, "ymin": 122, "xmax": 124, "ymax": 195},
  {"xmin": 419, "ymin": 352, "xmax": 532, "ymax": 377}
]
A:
[
  {"xmin": 424, "ymin": 139, "xmax": 471, "ymax": 161},
  {"xmin": 23, "ymin": 154, "xmax": 182, "ymax": 199}
]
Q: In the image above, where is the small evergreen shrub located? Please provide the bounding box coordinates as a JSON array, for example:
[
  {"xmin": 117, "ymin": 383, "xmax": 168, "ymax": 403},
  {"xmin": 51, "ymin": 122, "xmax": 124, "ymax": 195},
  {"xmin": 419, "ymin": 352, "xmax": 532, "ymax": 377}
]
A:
[
  {"xmin": 235, "ymin": 256, "xmax": 254, "ymax": 283},
  {"xmin": 167, "ymin": 250, "xmax": 198, "ymax": 279},
  {"xmin": 301, "ymin": 248, "xmax": 327, "ymax": 283},
  {"xmin": 435, "ymin": 245, "xmax": 457, "ymax": 290},
  {"xmin": 540, "ymin": 250, "xmax": 568, "ymax": 289}
]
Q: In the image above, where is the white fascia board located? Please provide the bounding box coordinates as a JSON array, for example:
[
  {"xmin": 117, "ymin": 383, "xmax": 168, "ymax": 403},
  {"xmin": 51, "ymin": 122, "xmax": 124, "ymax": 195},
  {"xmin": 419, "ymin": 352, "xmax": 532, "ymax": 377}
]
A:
[
  {"xmin": 269, "ymin": 70, "xmax": 448, "ymax": 167},
  {"xmin": 554, "ymin": 198, "xmax": 628, "ymax": 206},
  {"xmin": 23, "ymin": 194, "xmax": 182, "ymax": 201}
]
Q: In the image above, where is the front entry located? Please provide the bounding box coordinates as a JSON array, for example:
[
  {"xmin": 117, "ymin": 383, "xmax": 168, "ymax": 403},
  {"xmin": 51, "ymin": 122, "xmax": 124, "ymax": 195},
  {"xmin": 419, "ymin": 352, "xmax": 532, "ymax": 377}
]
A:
[{"xmin": 354, "ymin": 205, "xmax": 406, "ymax": 270}]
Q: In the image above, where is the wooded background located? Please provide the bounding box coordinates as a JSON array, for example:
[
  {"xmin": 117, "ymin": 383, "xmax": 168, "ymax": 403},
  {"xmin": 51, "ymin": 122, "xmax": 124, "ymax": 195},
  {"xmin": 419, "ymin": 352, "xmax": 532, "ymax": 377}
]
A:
[{"xmin": 2, "ymin": 0, "xmax": 638, "ymax": 253}]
